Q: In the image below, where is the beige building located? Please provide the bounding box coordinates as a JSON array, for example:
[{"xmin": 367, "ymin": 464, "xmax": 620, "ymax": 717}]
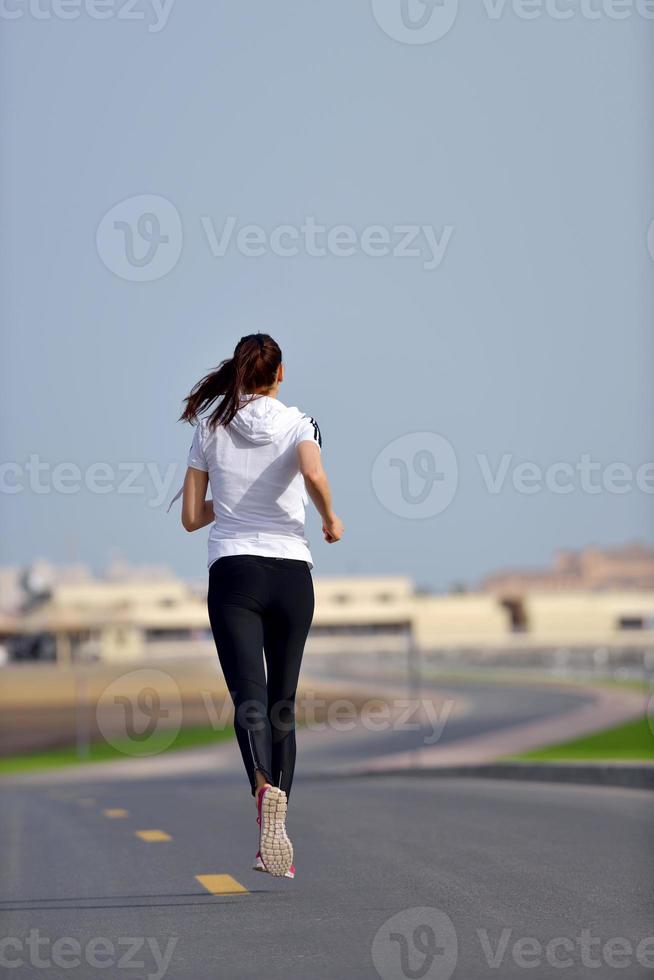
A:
[
  {"xmin": 523, "ymin": 590, "xmax": 654, "ymax": 646},
  {"xmin": 1, "ymin": 562, "xmax": 653, "ymax": 665}
]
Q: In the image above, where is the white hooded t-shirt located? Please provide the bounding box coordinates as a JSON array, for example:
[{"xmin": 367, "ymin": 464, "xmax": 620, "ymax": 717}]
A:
[{"xmin": 186, "ymin": 395, "xmax": 322, "ymax": 568}]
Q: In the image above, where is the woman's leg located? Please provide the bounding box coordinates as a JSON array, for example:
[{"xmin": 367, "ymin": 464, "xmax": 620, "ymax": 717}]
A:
[
  {"xmin": 263, "ymin": 561, "xmax": 315, "ymax": 798},
  {"xmin": 207, "ymin": 558, "xmax": 274, "ymax": 795}
]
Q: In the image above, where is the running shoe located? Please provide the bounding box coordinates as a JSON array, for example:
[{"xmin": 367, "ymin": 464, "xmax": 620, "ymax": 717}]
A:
[
  {"xmin": 252, "ymin": 850, "xmax": 296, "ymax": 879},
  {"xmin": 256, "ymin": 786, "xmax": 293, "ymax": 877}
]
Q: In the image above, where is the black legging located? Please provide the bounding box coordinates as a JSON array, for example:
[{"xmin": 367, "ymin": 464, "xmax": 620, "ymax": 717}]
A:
[{"xmin": 207, "ymin": 554, "xmax": 314, "ymax": 798}]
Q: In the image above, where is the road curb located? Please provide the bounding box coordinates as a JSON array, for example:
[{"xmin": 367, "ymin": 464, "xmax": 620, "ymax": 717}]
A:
[{"xmin": 328, "ymin": 761, "xmax": 654, "ymax": 791}]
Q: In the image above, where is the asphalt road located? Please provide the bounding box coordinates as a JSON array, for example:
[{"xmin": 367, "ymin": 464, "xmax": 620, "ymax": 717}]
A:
[
  {"xmin": 298, "ymin": 675, "xmax": 597, "ymax": 767},
  {"xmin": 1, "ymin": 773, "xmax": 653, "ymax": 980}
]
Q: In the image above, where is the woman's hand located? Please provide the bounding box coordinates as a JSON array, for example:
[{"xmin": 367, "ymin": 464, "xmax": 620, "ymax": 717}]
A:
[{"xmin": 322, "ymin": 515, "xmax": 344, "ymax": 543}]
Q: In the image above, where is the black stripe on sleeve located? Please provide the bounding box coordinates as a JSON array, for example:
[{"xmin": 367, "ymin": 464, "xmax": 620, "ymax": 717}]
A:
[{"xmin": 309, "ymin": 417, "xmax": 322, "ymax": 448}]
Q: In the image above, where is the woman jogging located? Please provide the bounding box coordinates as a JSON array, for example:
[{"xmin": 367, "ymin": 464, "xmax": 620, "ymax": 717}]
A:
[{"xmin": 178, "ymin": 333, "xmax": 344, "ymax": 878}]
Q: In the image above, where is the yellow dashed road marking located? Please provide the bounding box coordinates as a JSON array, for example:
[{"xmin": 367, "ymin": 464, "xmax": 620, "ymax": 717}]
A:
[
  {"xmin": 102, "ymin": 808, "xmax": 129, "ymax": 818},
  {"xmin": 135, "ymin": 829, "xmax": 172, "ymax": 842},
  {"xmin": 195, "ymin": 874, "xmax": 249, "ymax": 896}
]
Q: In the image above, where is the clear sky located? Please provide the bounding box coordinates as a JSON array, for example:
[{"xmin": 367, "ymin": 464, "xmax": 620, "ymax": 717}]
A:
[{"xmin": 1, "ymin": 2, "xmax": 653, "ymax": 590}]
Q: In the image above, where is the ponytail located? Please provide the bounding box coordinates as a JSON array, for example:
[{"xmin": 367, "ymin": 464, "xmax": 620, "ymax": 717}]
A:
[{"xmin": 180, "ymin": 333, "xmax": 282, "ymax": 429}]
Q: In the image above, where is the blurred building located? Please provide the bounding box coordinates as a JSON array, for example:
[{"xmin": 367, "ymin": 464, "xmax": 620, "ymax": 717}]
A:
[
  {"xmin": 0, "ymin": 554, "xmax": 653, "ymax": 665},
  {"xmin": 482, "ymin": 542, "xmax": 654, "ymax": 593}
]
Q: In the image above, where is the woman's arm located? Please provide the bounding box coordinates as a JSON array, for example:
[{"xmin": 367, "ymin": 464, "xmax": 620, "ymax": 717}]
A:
[
  {"xmin": 181, "ymin": 466, "xmax": 213, "ymax": 532},
  {"xmin": 297, "ymin": 441, "xmax": 344, "ymax": 543}
]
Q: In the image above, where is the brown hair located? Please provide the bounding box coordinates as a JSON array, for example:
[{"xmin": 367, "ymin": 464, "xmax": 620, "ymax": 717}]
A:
[{"xmin": 180, "ymin": 333, "xmax": 282, "ymax": 429}]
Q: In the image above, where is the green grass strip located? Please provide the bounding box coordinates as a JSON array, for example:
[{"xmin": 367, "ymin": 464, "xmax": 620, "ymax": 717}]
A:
[
  {"xmin": 511, "ymin": 716, "xmax": 654, "ymax": 762},
  {"xmin": 0, "ymin": 725, "xmax": 234, "ymax": 775}
]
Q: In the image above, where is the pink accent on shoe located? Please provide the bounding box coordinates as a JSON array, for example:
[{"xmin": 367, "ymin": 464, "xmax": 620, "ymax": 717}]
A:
[
  {"xmin": 256, "ymin": 786, "xmax": 268, "ymax": 828},
  {"xmin": 252, "ymin": 851, "xmax": 295, "ymax": 878}
]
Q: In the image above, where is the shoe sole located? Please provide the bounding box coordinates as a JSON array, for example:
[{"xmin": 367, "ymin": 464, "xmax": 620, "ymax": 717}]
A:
[
  {"xmin": 252, "ymin": 861, "xmax": 295, "ymax": 879},
  {"xmin": 259, "ymin": 787, "xmax": 293, "ymax": 877}
]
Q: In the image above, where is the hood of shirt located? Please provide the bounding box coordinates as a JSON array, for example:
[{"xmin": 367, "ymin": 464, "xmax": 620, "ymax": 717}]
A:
[{"xmin": 228, "ymin": 395, "xmax": 304, "ymax": 445}]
